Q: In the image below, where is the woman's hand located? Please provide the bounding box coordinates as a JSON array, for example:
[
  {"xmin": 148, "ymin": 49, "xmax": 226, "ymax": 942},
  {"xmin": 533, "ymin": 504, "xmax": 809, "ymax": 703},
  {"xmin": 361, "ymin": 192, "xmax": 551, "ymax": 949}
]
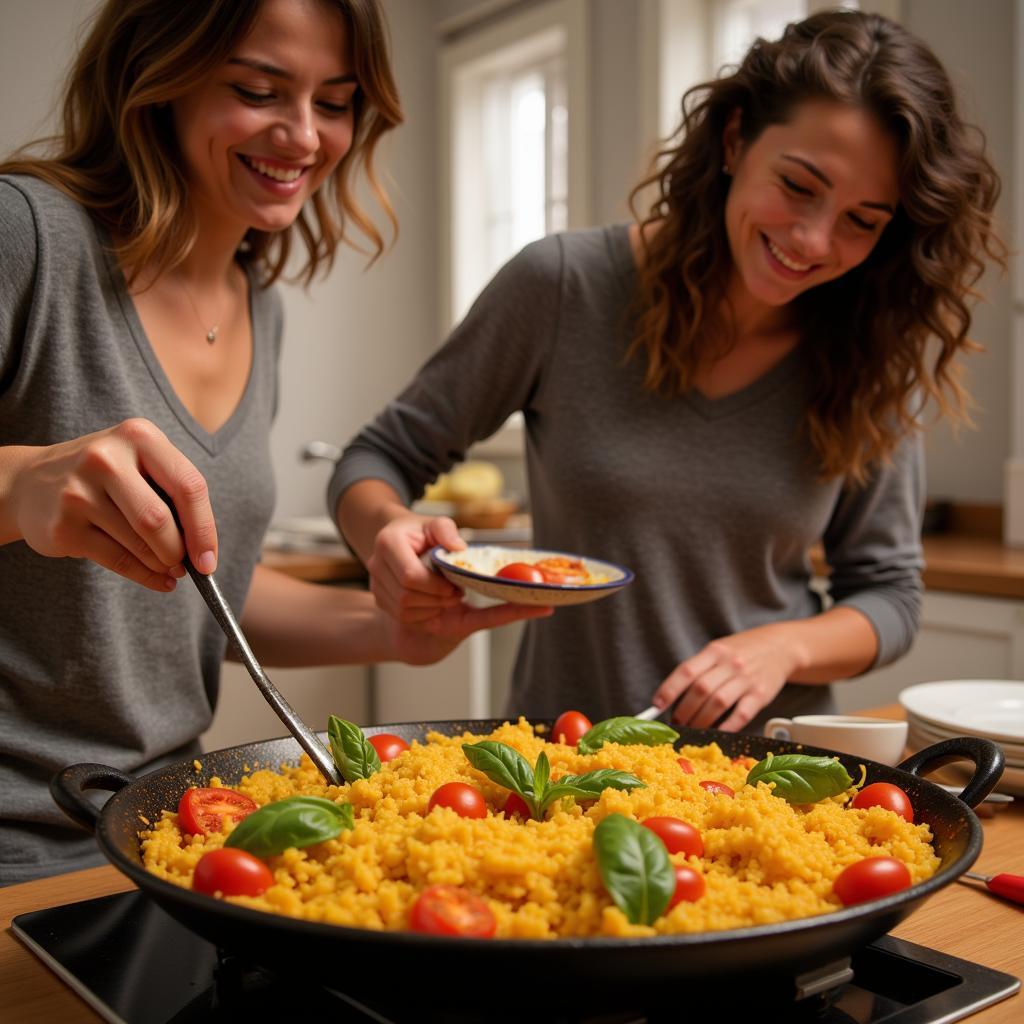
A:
[
  {"xmin": 385, "ymin": 600, "xmax": 553, "ymax": 665},
  {"xmin": 650, "ymin": 624, "xmax": 803, "ymax": 731},
  {"xmin": 4, "ymin": 418, "xmax": 218, "ymax": 591},
  {"xmin": 366, "ymin": 511, "xmax": 468, "ymax": 624}
]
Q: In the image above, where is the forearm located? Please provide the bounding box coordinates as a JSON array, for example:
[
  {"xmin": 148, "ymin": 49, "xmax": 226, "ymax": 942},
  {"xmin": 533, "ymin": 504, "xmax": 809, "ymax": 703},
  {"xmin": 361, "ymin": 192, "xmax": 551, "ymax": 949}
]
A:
[
  {"xmin": 0, "ymin": 446, "xmax": 39, "ymax": 544},
  {"xmin": 236, "ymin": 564, "xmax": 393, "ymax": 667},
  {"xmin": 336, "ymin": 478, "xmax": 409, "ymax": 564},
  {"xmin": 778, "ymin": 606, "xmax": 879, "ymax": 683}
]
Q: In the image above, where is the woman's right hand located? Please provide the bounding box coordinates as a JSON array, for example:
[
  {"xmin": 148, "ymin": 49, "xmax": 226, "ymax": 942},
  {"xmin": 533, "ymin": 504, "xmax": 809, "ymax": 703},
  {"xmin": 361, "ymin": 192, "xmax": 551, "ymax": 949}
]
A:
[
  {"xmin": 4, "ymin": 418, "xmax": 218, "ymax": 591},
  {"xmin": 366, "ymin": 511, "xmax": 467, "ymax": 624}
]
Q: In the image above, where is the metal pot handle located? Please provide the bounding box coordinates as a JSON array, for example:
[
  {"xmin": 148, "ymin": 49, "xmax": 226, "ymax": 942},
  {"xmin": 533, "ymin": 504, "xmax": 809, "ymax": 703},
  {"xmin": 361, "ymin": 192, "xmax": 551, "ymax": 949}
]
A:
[
  {"xmin": 50, "ymin": 762, "xmax": 133, "ymax": 834},
  {"xmin": 897, "ymin": 737, "xmax": 1005, "ymax": 808}
]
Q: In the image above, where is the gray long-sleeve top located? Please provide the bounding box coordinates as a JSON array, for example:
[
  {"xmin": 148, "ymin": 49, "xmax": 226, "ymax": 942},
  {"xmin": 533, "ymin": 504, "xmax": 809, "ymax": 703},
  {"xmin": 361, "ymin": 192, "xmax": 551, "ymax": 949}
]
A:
[{"xmin": 331, "ymin": 224, "xmax": 924, "ymax": 727}]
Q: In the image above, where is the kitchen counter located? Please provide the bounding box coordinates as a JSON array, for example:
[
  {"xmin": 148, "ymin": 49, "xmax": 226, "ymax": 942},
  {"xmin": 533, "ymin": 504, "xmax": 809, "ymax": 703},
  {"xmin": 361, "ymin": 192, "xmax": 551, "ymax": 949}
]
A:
[{"xmin": 2, "ymin": 704, "xmax": 1021, "ymax": 1023}]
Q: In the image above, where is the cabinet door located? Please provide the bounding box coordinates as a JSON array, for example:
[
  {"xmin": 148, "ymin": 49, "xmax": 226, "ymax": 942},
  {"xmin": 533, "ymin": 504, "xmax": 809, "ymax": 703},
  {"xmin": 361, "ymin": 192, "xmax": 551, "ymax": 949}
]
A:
[{"xmin": 836, "ymin": 591, "xmax": 1024, "ymax": 712}]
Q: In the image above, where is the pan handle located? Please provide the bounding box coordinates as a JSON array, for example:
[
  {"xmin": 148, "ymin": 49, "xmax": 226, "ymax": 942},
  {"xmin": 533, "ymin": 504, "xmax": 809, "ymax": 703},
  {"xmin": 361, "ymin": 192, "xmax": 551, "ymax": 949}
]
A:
[
  {"xmin": 50, "ymin": 762, "xmax": 133, "ymax": 834},
  {"xmin": 897, "ymin": 737, "xmax": 1005, "ymax": 809}
]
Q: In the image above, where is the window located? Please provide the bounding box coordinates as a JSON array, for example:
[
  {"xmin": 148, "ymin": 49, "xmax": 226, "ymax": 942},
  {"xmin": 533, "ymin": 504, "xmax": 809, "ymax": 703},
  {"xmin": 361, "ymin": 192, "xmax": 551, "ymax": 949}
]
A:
[{"xmin": 440, "ymin": 0, "xmax": 588, "ymax": 331}]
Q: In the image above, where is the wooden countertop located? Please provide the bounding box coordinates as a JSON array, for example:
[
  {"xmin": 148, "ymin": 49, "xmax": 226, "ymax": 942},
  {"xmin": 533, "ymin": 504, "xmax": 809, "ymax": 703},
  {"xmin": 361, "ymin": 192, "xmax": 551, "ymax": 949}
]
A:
[{"xmin": 2, "ymin": 704, "xmax": 1020, "ymax": 1023}]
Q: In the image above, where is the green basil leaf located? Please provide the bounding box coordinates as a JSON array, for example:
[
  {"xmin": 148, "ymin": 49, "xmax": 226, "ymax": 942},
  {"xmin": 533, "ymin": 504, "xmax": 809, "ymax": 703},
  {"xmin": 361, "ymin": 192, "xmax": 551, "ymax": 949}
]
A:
[
  {"xmin": 225, "ymin": 796, "xmax": 354, "ymax": 858},
  {"xmin": 746, "ymin": 752, "xmax": 853, "ymax": 804},
  {"xmin": 593, "ymin": 813, "xmax": 675, "ymax": 925},
  {"xmin": 538, "ymin": 769, "xmax": 646, "ymax": 815},
  {"xmin": 462, "ymin": 741, "xmax": 536, "ymax": 796},
  {"xmin": 533, "ymin": 750, "xmax": 551, "ymax": 806},
  {"xmin": 328, "ymin": 716, "xmax": 381, "ymax": 782},
  {"xmin": 576, "ymin": 717, "xmax": 680, "ymax": 755}
]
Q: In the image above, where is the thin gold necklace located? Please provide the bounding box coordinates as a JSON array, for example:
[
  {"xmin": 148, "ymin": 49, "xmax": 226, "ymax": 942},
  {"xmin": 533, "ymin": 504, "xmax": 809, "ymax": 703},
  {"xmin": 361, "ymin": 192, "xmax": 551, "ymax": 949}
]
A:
[{"xmin": 178, "ymin": 277, "xmax": 225, "ymax": 344}]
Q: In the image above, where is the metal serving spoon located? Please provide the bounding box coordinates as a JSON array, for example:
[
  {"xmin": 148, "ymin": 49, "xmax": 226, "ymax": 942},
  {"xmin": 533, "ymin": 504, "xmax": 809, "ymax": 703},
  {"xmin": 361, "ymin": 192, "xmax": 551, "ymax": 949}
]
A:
[{"xmin": 157, "ymin": 487, "xmax": 342, "ymax": 786}]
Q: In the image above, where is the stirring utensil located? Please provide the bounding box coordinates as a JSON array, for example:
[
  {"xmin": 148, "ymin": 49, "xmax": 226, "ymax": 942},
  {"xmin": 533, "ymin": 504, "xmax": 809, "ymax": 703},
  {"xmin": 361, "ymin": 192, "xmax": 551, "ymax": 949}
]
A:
[
  {"xmin": 960, "ymin": 870, "xmax": 1024, "ymax": 905},
  {"xmin": 635, "ymin": 705, "xmax": 662, "ymax": 721},
  {"xmin": 157, "ymin": 487, "xmax": 343, "ymax": 786}
]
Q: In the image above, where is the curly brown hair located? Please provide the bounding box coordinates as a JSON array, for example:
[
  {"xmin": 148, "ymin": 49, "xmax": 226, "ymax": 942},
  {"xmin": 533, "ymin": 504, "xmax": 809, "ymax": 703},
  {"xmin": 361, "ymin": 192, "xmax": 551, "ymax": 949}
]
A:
[
  {"xmin": 0, "ymin": 0, "xmax": 403, "ymax": 286},
  {"xmin": 629, "ymin": 9, "xmax": 1004, "ymax": 482}
]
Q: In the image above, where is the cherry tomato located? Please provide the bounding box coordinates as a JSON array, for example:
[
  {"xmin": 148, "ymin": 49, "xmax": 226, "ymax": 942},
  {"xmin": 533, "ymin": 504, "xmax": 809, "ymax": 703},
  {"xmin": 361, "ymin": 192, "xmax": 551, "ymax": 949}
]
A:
[
  {"xmin": 428, "ymin": 782, "xmax": 487, "ymax": 819},
  {"xmin": 668, "ymin": 865, "xmax": 705, "ymax": 907},
  {"xmin": 192, "ymin": 848, "xmax": 274, "ymax": 897},
  {"xmin": 642, "ymin": 817, "xmax": 704, "ymax": 858},
  {"xmin": 551, "ymin": 710, "xmax": 593, "ymax": 746},
  {"xmin": 178, "ymin": 788, "xmax": 258, "ymax": 835},
  {"xmin": 496, "ymin": 562, "xmax": 545, "ymax": 584},
  {"xmin": 534, "ymin": 557, "xmax": 589, "ymax": 585},
  {"xmin": 677, "ymin": 757, "xmax": 694, "ymax": 775},
  {"xmin": 369, "ymin": 733, "xmax": 410, "ymax": 762},
  {"xmin": 502, "ymin": 792, "xmax": 532, "ymax": 819},
  {"xmin": 699, "ymin": 780, "xmax": 735, "ymax": 798},
  {"xmin": 410, "ymin": 884, "xmax": 497, "ymax": 938},
  {"xmin": 834, "ymin": 856, "xmax": 912, "ymax": 907},
  {"xmin": 851, "ymin": 783, "xmax": 914, "ymax": 823}
]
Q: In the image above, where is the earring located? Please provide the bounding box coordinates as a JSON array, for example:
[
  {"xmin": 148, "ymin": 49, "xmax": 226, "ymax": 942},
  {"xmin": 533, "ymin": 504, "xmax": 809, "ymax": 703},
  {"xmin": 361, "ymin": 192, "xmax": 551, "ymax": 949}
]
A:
[{"xmin": 722, "ymin": 163, "xmax": 731, "ymax": 175}]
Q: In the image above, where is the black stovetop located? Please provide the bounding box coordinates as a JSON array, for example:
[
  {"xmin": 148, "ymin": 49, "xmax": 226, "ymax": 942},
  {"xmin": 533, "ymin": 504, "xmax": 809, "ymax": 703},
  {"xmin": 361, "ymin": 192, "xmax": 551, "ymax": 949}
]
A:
[{"xmin": 12, "ymin": 891, "xmax": 1021, "ymax": 1024}]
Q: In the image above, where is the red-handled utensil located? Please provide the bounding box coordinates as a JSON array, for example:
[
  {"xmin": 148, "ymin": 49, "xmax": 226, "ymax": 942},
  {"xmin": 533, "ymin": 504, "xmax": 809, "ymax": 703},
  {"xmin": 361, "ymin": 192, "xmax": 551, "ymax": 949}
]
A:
[{"xmin": 961, "ymin": 870, "xmax": 1024, "ymax": 905}]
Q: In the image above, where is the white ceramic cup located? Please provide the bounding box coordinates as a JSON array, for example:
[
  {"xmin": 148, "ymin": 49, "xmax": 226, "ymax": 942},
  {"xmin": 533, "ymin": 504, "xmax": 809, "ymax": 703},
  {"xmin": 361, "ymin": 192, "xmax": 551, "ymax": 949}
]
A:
[{"xmin": 763, "ymin": 715, "xmax": 909, "ymax": 765}]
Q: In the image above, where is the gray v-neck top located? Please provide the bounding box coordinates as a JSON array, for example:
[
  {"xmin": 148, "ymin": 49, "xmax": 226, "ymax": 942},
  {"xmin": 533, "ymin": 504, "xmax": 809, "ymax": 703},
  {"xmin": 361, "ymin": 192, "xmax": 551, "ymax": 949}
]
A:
[
  {"xmin": 332, "ymin": 224, "xmax": 924, "ymax": 727},
  {"xmin": 0, "ymin": 175, "xmax": 283, "ymax": 884}
]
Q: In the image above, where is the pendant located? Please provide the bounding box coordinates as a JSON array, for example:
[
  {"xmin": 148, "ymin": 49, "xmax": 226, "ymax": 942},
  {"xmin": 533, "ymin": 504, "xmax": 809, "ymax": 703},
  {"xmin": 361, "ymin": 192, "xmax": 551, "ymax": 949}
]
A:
[{"xmin": 206, "ymin": 326, "xmax": 218, "ymax": 344}]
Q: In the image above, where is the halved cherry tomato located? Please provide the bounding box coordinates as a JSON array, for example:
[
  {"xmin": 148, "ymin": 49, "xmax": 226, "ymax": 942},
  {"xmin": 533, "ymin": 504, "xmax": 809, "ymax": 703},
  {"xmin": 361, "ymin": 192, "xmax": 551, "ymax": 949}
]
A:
[
  {"xmin": 851, "ymin": 783, "xmax": 914, "ymax": 823},
  {"xmin": 502, "ymin": 792, "xmax": 532, "ymax": 819},
  {"xmin": 642, "ymin": 817, "xmax": 704, "ymax": 858},
  {"xmin": 178, "ymin": 788, "xmax": 258, "ymax": 835},
  {"xmin": 551, "ymin": 710, "xmax": 593, "ymax": 746},
  {"xmin": 677, "ymin": 757, "xmax": 694, "ymax": 774},
  {"xmin": 192, "ymin": 847, "xmax": 274, "ymax": 897},
  {"xmin": 496, "ymin": 562, "xmax": 545, "ymax": 584},
  {"xmin": 668, "ymin": 865, "xmax": 705, "ymax": 907},
  {"xmin": 410, "ymin": 884, "xmax": 497, "ymax": 938},
  {"xmin": 834, "ymin": 856, "xmax": 912, "ymax": 906},
  {"xmin": 699, "ymin": 780, "xmax": 734, "ymax": 798},
  {"xmin": 369, "ymin": 733, "xmax": 410, "ymax": 763},
  {"xmin": 428, "ymin": 782, "xmax": 487, "ymax": 818},
  {"xmin": 534, "ymin": 557, "xmax": 589, "ymax": 585}
]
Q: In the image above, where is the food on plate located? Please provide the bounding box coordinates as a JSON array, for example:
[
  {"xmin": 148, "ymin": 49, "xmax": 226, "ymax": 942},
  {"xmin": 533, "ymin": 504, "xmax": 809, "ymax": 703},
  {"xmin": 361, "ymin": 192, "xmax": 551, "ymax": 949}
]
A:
[
  {"xmin": 422, "ymin": 460, "xmax": 504, "ymax": 503},
  {"xmin": 496, "ymin": 562, "xmax": 545, "ymax": 584},
  {"xmin": 140, "ymin": 719, "xmax": 939, "ymax": 938},
  {"xmin": 463, "ymin": 553, "xmax": 604, "ymax": 586}
]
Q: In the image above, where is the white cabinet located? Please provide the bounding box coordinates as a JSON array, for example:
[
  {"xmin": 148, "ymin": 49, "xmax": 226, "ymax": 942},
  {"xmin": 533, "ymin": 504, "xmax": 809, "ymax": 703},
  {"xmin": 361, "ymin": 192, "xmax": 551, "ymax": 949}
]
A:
[{"xmin": 835, "ymin": 590, "xmax": 1024, "ymax": 712}]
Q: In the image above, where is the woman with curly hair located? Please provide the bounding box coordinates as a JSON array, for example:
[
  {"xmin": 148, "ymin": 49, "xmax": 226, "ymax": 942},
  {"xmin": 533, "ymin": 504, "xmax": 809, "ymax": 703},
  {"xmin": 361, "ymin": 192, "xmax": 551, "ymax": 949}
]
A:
[
  {"xmin": 333, "ymin": 10, "xmax": 1004, "ymax": 732},
  {"xmin": 0, "ymin": 0, "xmax": 545, "ymax": 885}
]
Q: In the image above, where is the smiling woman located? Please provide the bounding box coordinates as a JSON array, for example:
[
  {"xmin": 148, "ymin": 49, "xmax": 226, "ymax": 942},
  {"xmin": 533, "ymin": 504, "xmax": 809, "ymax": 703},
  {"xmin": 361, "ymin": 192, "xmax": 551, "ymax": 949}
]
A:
[
  {"xmin": 0, "ymin": 0, "xmax": 549, "ymax": 888},
  {"xmin": 332, "ymin": 10, "xmax": 1005, "ymax": 740}
]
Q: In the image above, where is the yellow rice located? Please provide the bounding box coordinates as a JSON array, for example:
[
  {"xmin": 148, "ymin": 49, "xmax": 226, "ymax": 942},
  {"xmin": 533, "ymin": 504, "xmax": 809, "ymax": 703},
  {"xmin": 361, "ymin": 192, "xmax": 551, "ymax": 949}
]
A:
[{"xmin": 139, "ymin": 719, "xmax": 939, "ymax": 938}]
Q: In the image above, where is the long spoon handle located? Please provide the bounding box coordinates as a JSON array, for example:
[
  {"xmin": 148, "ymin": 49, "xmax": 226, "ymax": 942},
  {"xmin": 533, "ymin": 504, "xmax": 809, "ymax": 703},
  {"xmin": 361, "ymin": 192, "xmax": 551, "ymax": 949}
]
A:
[
  {"xmin": 154, "ymin": 484, "xmax": 342, "ymax": 786},
  {"xmin": 963, "ymin": 870, "xmax": 1024, "ymax": 905},
  {"xmin": 183, "ymin": 561, "xmax": 342, "ymax": 786}
]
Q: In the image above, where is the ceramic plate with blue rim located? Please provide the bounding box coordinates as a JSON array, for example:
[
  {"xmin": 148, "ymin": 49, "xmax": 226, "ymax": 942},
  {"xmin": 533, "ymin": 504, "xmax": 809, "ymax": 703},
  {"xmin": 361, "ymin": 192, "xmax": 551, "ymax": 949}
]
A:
[{"xmin": 430, "ymin": 545, "xmax": 634, "ymax": 607}]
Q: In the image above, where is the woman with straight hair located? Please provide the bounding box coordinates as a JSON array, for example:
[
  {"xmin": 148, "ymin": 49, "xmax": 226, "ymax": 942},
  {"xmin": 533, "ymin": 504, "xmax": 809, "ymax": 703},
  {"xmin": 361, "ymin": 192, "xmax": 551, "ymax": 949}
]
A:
[
  {"xmin": 0, "ymin": 0, "xmax": 546, "ymax": 885},
  {"xmin": 333, "ymin": 10, "xmax": 1004, "ymax": 733}
]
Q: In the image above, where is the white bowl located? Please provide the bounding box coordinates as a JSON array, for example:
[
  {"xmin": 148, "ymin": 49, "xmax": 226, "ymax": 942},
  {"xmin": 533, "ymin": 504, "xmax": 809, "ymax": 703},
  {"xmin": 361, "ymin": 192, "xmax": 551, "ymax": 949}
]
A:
[{"xmin": 430, "ymin": 545, "xmax": 634, "ymax": 607}]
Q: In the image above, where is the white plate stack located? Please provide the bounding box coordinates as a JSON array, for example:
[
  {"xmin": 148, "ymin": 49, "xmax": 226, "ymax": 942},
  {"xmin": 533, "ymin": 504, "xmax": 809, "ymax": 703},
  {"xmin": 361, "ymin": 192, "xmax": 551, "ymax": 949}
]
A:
[{"xmin": 899, "ymin": 680, "xmax": 1024, "ymax": 795}]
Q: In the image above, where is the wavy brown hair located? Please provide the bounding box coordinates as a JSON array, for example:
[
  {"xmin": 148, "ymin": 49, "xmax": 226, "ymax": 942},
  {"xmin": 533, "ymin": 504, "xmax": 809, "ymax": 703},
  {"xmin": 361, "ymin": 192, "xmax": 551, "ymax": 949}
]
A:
[
  {"xmin": 0, "ymin": 0, "xmax": 403, "ymax": 286},
  {"xmin": 629, "ymin": 9, "xmax": 1004, "ymax": 482}
]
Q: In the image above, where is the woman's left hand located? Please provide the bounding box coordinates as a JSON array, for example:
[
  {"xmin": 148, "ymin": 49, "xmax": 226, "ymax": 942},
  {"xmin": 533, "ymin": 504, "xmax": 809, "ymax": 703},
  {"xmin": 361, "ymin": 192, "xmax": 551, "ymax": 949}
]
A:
[{"xmin": 650, "ymin": 624, "xmax": 802, "ymax": 731}]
